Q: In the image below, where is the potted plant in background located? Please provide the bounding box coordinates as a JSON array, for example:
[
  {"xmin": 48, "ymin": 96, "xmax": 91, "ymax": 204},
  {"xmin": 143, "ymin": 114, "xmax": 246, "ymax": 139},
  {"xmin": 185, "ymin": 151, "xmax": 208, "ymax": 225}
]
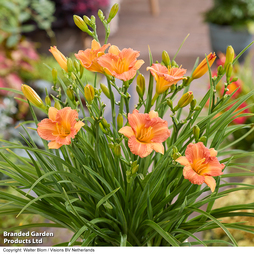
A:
[{"xmin": 204, "ymin": 0, "xmax": 254, "ymax": 60}]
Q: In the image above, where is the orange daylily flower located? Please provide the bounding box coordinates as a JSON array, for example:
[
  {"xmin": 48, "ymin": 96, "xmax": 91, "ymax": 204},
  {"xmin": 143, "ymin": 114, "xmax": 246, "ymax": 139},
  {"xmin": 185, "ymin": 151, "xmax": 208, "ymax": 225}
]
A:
[
  {"xmin": 37, "ymin": 107, "xmax": 84, "ymax": 149},
  {"xmin": 147, "ymin": 63, "xmax": 187, "ymax": 94},
  {"xmin": 75, "ymin": 39, "xmax": 110, "ymax": 73},
  {"xmin": 97, "ymin": 45, "xmax": 144, "ymax": 81},
  {"xmin": 119, "ymin": 109, "xmax": 171, "ymax": 158},
  {"xmin": 192, "ymin": 52, "xmax": 216, "ymax": 79},
  {"xmin": 176, "ymin": 142, "xmax": 224, "ymax": 192},
  {"xmin": 49, "ymin": 46, "xmax": 68, "ymax": 72}
]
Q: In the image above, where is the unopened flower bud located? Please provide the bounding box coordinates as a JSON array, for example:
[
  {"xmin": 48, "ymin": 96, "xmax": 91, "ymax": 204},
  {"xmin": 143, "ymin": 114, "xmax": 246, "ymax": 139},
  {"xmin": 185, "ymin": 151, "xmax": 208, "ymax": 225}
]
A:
[
  {"xmin": 49, "ymin": 47, "xmax": 68, "ymax": 72},
  {"xmin": 193, "ymin": 125, "xmax": 200, "ymax": 142},
  {"xmin": 226, "ymin": 63, "xmax": 233, "ymax": 82},
  {"xmin": 136, "ymin": 73, "xmax": 145, "ymax": 97},
  {"xmin": 98, "ymin": 10, "xmax": 105, "ymax": 22},
  {"xmin": 162, "ymin": 50, "xmax": 170, "ymax": 66},
  {"xmin": 66, "ymin": 88, "xmax": 75, "ymax": 101},
  {"xmin": 170, "ymin": 84, "xmax": 176, "ymax": 91},
  {"xmin": 171, "ymin": 60, "xmax": 178, "ymax": 67},
  {"xmin": 131, "ymin": 164, "xmax": 139, "ymax": 174},
  {"xmin": 194, "ymin": 106, "xmax": 201, "ymax": 111},
  {"xmin": 199, "ymin": 136, "xmax": 207, "ymax": 144},
  {"xmin": 100, "ymin": 83, "xmax": 110, "ymax": 99},
  {"xmin": 175, "ymin": 91, "xmax": 194, "ymax": 110},
  {"xmin": 73, "ymin": 15, "xmax": 88, "ymax": 32},
  {"xmin": 67, "ymin": 58, "xmax": 73, "ymax": 73},
  {"xmin": 101, "ymin": 118, "xmax": 110, "ymax": 129},
  {"xmin": 231, "ymin": 77, "xmax": 238, "ymax": 83},
  {"xmin": 217, "ymin": 65, "xmax": 224, "ymax": 76},
  {"xmin": 52, "ymin": 68, "xmax": 57, "ymax": 85},
  {"xmin": 107, "ymin": 3, "xmax": 119, "ymax": 23},
  {"xmin": 114, "ymin": 144, "xmax": 121, "ymax": 157},
  {"xmin": 190, "ymin": 99, "xmax": 197, "ymax": 110},
  {"xmin": 167, "ymin": 98, "xmax": 173, "ymax": 109},
  {"xmin": 84, "ymin": 84, "xmax": 95, "ymax": 104},
  {"xmin": 90, "ymin": 15, "xmax": 96, "ymax": 24},
  {"xmin": 83, "ymin": 15, "xmax": 91, "ymax": 25},
  {"xmin": 225, "ymin": 45, "xmax": 235, "ymax": 68},
  {"xmin": 99, "ymin": 123, "xmax": 108, "ymax": 134},
  {"xmin": 21, "ymin": 85, "xmax": 45, "ymax": 109},
  {"xmin": 192, "ymin": 52, "xmax": 216, "ymax": 79},
  {"xmin": 117, "ymin": 113, "xmax": 123, "ymax": 130},
  {"xmin": 54, "ymin": 100, "xmax": 62, "ymax": 110},
  {"xmin": 45, "ymin": 95, "xmax": 51, "ymax": 107},
  {"xmin": 74, "ymin": 60, "xmax": 80, "ymax": 72}
]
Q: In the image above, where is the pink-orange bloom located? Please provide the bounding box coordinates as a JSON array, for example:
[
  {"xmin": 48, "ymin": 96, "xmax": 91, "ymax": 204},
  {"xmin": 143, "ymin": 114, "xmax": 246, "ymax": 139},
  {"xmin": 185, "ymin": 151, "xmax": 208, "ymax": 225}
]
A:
[
  {"xmin": 49, "ymin": 46, "xmax": 68, "ymax": 72},
  {"xmin": 37, "ymin": 107, "xmax": 84, "ymax": 149},
  {"xmin": 147, "ymin": 63, "xmax": 187, "ymax": 94},
  {"xmin": 119, "ymin": 109, "xmax": 170, "ymax": 158},
  {"xmin": 97, "ymin": 45, "xmax": 144, "ymax": 81},
  {"xmin": 75, "ymin": 39, "xmax": 110, "ymax": 73},
  {"xmin": 176, "ymin": 142, "xmax": 224, "ymax": 192}
]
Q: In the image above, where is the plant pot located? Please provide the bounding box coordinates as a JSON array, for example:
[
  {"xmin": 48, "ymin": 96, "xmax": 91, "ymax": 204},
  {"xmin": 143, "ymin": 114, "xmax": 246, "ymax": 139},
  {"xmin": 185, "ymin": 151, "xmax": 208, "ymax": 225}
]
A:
[{"xmin": 208, "ymin": 23, "xmax": 253, "ymax": 61}]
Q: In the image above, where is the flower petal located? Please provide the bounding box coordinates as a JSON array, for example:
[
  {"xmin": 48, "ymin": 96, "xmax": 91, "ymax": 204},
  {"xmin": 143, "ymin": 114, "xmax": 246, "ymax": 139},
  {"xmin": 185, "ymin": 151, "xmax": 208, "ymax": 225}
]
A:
[
  {"xmin": 74, "ymin": 121, "xmax": 84, "ymax": 132},
  {"xmin": 183, "ymin": 165, "xmax": 205, "ymax": 185},
  {"xmin": 48, "ymin": 141, "xmax": 63, "ymax": 149},
  {"xmin": 128, "ymin": 109, "xmax": 149, "ymax": 135},
  {"xmin": 185, "ymin": 142, "xmax": 210, "ymax": 164},
  {"xmin": 149, "ymin": 110, "xmax": 158, "ymax": 119},
  {"xmin": 151, "ymin": 143, "xmax": 164, "ymax": 154},
  {"xmin": 176, "ymin": 156, "xmax": 191, "ymax": 167},
  {"xmin": 119, "ymin": 126, "xmax": 135, "ymax": 138},
  {"xmin": 48, "ymin": 107, "xmax": 58, "ymax": 121},
  {"xmin": 37, "ymin": 119, "xmax": 57, "ymax": 140},
  {"xmin": 204, "ymin": 176, "xmax": 216, "ymax": 192},
  {"xmin": 128, "ymin": 136, "xmax": 153, "ymax": 158},
  {"xmin": 209, "ymin": 148, "xmax": 217, "ymax": 157},
  {"xmin": 56, "ymin": 107, "xmax": 78, "ymax": 130}
]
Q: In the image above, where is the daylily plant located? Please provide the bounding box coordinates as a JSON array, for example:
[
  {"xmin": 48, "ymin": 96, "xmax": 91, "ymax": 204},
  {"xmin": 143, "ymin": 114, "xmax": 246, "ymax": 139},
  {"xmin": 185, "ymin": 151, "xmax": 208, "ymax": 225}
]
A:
[{"xmin": 1, "ymin": 4, "xmax": 254, "ymax": 248}]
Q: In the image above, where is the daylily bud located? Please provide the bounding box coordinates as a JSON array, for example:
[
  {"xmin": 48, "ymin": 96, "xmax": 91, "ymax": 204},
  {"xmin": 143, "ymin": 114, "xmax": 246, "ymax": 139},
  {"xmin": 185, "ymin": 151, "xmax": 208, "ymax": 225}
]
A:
[
  {"xmin": 98, "ymin": 10, "xmax": 105, "ymax": 22},
  {"xmin": 21, "ymin": 85, "xmax": 45, "ymax": 109},
  {"xmin": 83, "ymin": 15, "xmax": 91, "ymax": 25},
  {"xmin": 190, "ymin": 99, "xmax": 197, "ymax": 110},
  {"xmin": 225, "ymin": 45, "xmax": 235, "ymax": 68},
  {"xmin": 66, "ymin": 88, "xmax": 75, "ymax": 101},
  {"xmin": 194, "ymin": 106, "xmax": 201, "ymax": 111},
  {"xmin": 49, "ymin": 46, "xmax": 68, "ymax": 72},
  {"xmin": 74, "ymin": 59, "xmax": 80, "ymax": 72},
  {"xmin": 162, "ymin": 50, "xmax": 170, "ymax": 66},
  {"xmin": 54, "ymin": 100, "xmax": 62, "ymax": 110},
  {"xmin": 131, "ymin": 164, "xmax": 139, "ymax": 175},
  {"xmin": 84, "ymin": 84, "xmax": 95, "ymax": 104},
  {"xmin": 90, "ymin": 15, "xmax": 96, "ymax": 25},
  {"xmin": 199, "ymin": 136, "xmax": 207, "ymax": 144},
  {"xmin": 226, "ymin": 63, "xmax": 233, "ymax": 83},
  {"xmin": 67, "ymin": 58, "xmax": 73, "ymax": 73},
  {"xmin": 231, "ymin": 77, "xmax": 238, "ymax": 83},
  {"xmin": 45, "ymin": 95, "xmax": 51, "ymax": 107},
  {"xmin": 193, "ymin": 125, "xmax": 200, "ymax": 142},
  {"xmin": 100, "ymin": 83, "xmax": 110, "ymax": 99},
  {"xmin": 171, "ymin": 60, "xmax": 178, "ymax": 67},
  {"xmin": 101, "ymin": 118, "xmax": 110, "ymax": 130},
  {"xmin": 167, "ymin": 98, "xmax": 173, "ymax": 110},
  {"xmin": 192, "ymin": 52, "xmax": 216, "ymax": 79},
  {"xmin": 117, "ymin": 113, "xmax": 123, "ymax": 130},
  {"xmin": 73, "ymin": 15, "xmax": 88, "ymax": 32},
  {"xmin": 175, "ymin": 91, "xmax": 194, "ymax": 110},
  {"xmin": 107, "ymin": 3, "xmax": 119, "ymax": 23},
  {"xmin": 217, "ymin": 65, "xmax": 224, "ymax": 76},
  {"xmin": 52, "ymin": 68, "xmax": 57, "ymax": 85},
  {"xmin": 136, "ymin": 73, "xmax": 145, "ymax": 97},
  {"xmin": 114, "ymin": 144, "xmax": 121, "ymax": 157},
  {"xmin": 99, "ymin": 123, "xmax": 108, "ymax": 134}
]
